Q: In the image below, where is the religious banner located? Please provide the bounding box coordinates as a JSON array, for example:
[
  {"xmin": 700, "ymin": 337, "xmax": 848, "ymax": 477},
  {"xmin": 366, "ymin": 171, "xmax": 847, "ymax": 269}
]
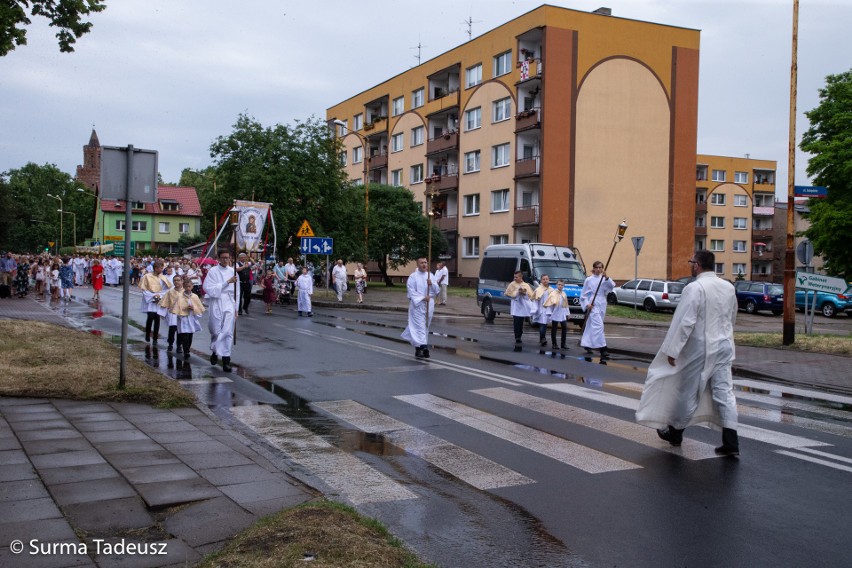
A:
[
  {"xmin": 520, "ymin": 60, "xmax": 530, "ymax": 81},
  {"xmin": 232, "ymin": 200, "xmax": 271, "ymax": 254}
]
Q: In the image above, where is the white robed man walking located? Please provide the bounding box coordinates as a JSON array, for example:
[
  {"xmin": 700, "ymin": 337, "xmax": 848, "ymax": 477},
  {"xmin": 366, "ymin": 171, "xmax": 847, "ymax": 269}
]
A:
[
  {"xmin": 635, "ymin": 249, "xmax": 740, "ymax": 456},
  {"xmin": 580, "ymin": 260, "xmax": 615, "ymax": 359},
  {"xmin": 401, "ymin": 257, "xmax": 441, "ymax": 358},
  {"xmin": 295, "ymin": 267, "xmax": 313, "ymax": 316},
  {"xmin": 203, "ymin": 249, "xmax": 239, "ymax": 372}
]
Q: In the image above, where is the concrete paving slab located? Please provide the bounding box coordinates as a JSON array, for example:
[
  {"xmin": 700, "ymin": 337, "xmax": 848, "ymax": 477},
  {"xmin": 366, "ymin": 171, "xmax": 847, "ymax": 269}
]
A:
[
  {"xmin": 145, "ymin": 430, "xmax": 212, "ymax": 444},
  {"xmin": 38, "ymin": 463, "xmax": 121, "ymax": 486},
  {"xmin": 0, "ymin": 517, "xmax": 78, "ymax": 545},
  {"xmin": 103, "ymin": 450, "xmax": 179, "ymax": 469},
  {"xmin": 50, "ymin": 477, "xmax": 137, "ymax": 507},
  {"xmin": 217, "ymin": 478, "xmax": 308, "ymax": 505},
  {"xmin": 176, "ymin": 450, "xmax": 254, "ymax": 470},
  {"xmin": 160, "ymin": 439, "xmax": 232, "ymax": 456},
  {"xmin": 81, "ymin": 429, "xmax": 152, "ymax": 444},
  {"xmin": 67, "ymin": 412, "xmax": 126, "ymax": 423},
  {"xmin": 119, "ymin": 463, "xmax": 199, "ymax": 484},
  {"xmin": 0, "ymin": 479, "xmax": 51, "ymax": 502},
  {"xmin": 196, "ymin": 463, "xmax": 279, "ymax": 486},
  {"xmin": 124, "ymin": 412, "xmax": 186, "ymax": 425},
  {"xmin": 241, "ymin": 493, "xmax": 315, "ymax": 517},
  {"xmin": 0, "ymin": 497, "xmax": 63, "ymax": 523},
  {"xmin": 74, "ymin": 420, "xmax": 137, "ymax": 433},
  {"xmin": 169, "ymin": 407, "xmax": 206, "ymax": 418},
  {"xmin": 16, "ymin": 429, "xmax": 84, "ymax": 442},
  {"xmin": 62, "ymin": 497, "xmax": 154, "ymax": 534},
  {"xmin": 0, "ymin": 397, "xmax": 46, "ymax": 407},
  {"xmin": 30, "ymin": 450, "xmax": 107, "ymax": 470},
  {"xmin": 94, "ymin": 440, "xmax": 165, "ymax": 456},
  {"xmin": 162, "ymin": 495, "xmax": 256, "ymax": 547},
  {"xmin": 21, "ymin": 437, "xmax": 95, "ymax": 455},
  {"xmin": 91, "ymin": 537, "xmax": 200, "ymax": 568},
  {"xmin": 0, "ymin": 435, "xmax": 22, "ymax": 451},
  {"xmin": 0, "ymin": 540, "xmax": 95, "ymax": 568},
  {"xmin": 1, "ymin": 403, "xmax": 58, "ymax": 415},
  {"xmin": 54, "ymin": 402, "xmax": 116, "ymax": 415},
  {"xmin": 0, "ymin": 463, "xmax": 38, "ymax": 482},
  {"xmin": 11, "ymin": 419, "xmax": 73, "ymax": 431},
  {"xmin": 109, "ymin": 402, "xmax": 165, "ymax": 415},
  {"xmin": 3, "ymin": 410, "xmax": 65, "ymax": 423},
  {"xmin": 136, "ymin": 421, "xmax": 200, "ymax": 434},
  {"xmin": 0, "ymin": 449, "xmax": 30, "ymax": 465},
  {"xmin": 134, "ymin": 478, "xmax": 222, "ymax": 508}
]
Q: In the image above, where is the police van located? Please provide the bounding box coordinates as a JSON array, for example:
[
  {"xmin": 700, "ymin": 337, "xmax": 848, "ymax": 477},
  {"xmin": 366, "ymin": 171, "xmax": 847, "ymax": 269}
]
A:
[{"xmin": 477, "ymin": 243, "xmax": 587, "ymax": 323}]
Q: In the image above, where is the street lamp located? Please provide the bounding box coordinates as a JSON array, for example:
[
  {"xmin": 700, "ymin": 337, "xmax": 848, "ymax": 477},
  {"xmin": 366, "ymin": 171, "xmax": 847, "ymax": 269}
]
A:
[
  {"xmin": 77, "ymin": 188, "xmax": 102, "ymax": 247},
  {"xmin": 332, "ymin": 119, "xmax": 369, "ymax": 259},
  {"xmin": 58, "ymin": 210, "xmax": 77, "ymax": 247},
  {"xmin": 46, "ymin": 194, "xmax": 62, "ymax": 250}
]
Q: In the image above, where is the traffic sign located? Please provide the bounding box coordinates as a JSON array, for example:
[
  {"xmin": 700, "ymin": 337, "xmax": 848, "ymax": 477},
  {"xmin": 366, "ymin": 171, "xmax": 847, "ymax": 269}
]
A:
[
  {"xmin": 48, "ymin": 241, "xmax": 55, "ymax": 247},
  {"xmin": 631, "ymin": 236, "xmax": 645, "ymax": 254},
  {"xmin": 299, "ymin": 237, "xmax": 333, "ymax": 255},
  {"xmin": 796, "ymin": 241, "xmax": 814, "ymax": 266},
  {"xmin": 795, "ymin": 272, "xmax": 846, "ymax": 294},
  {"xmin": 297, "ymin": 220, "xmax": 315, "ymax": 237},
  {"xmin": 794, "ymin": 185, "xmax": 828, "ymax": 198}
]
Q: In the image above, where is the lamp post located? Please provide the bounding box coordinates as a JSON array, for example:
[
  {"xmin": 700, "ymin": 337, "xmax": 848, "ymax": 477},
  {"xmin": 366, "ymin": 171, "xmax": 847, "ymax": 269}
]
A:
[
  {"xmin": 77, "ymin": 188, "xmax": 102, "ymax": 248},
  {"xmin": 58, "ymin": 210, "xmax": 77, "ymax": 247},
  {"xmin": 46, "ymin": 194, "xmax": 62, "ymax": 250},
  {"xmin": 332, "ymin": 120, "xmax": 369, "ymax": 259}
]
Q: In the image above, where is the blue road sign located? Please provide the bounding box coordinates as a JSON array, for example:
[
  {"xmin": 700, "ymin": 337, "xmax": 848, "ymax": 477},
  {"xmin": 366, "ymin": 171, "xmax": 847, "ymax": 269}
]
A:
[
  {"xmin": 300, "ymin": 237, "xmax": 334, "ymax": 255},
  {"xmin": 794, "ymin": 185, "xmax": 828, "ymax": 198}
]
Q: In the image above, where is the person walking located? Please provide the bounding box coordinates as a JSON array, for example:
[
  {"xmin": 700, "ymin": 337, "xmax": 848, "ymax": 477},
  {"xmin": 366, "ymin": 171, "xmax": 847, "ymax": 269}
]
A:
[
  {"xmin": 401, "ymin": 257, "xmax": 440, "ymax": 358},
  {"xmin": 90, "ymin": 259, "xmax": 104, "ymax": 300},
  {"xmin": 160, "ymin": 274, "xmax": 184, "ymax": 352},
  {"xmin": 353, "ymin": 262, "xmax": 367, "ymax": 304},
  {"xmin": 636, "ymin": 250, "xmax": 740, "ymax": 456},
  {"xmin": 139, "ymin": 259, "xmax": 171, "ymax": 344},
  {"xmin": 532, "ymin": 274, "xmax": 552, "ymax": 347},
  {"xmin": 435, "ymin": 261, "xmax": 449, "ymax": 306},
  {"xmin": 174, "ymin": 277, "xmax": 205, "ymax": 359},
  {"xmin": 295, "ymin": 266, "xmax": 313, "ymax": 317},
  {"xmin": 580, "ymin": 260, "xmax": 615, "ymax": 359},
  {"xmin": 332, "ymin": 259, "xmax": 348, "ymax": 302},
  {"xmin": 504, "ymin": 271, "xmax": 534, "ymax": 345},
  {"xmin": 235, "ymin": 253, "xmax": 253, "ymax": 315},
  {"xmin": 59, "ymin": 257, "xmax": 74, "ymax": 301},
  {"xmin": 261, "ymin": 268, "xmax": 276, "ymax": 314},
  {"xmin": 204, "ymin": 249, "xmax": 240, "ymax": 372},
  {"xmin": 544, "ymin": 279, "xmax": 570, "ymax": 350}
]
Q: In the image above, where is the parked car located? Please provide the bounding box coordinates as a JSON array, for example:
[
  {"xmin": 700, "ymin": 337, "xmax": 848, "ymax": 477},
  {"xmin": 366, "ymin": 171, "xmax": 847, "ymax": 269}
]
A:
[
  {"xmin": 734, "ymin": 281, "xmax": 783, "ymax": 315},
  {"xmin": 607, "ymin": 278, "xmax": 685, "ymax": 312},
  {"xmin": 795, "ymin": 287, "xmax": 850, "ymax": 318}
]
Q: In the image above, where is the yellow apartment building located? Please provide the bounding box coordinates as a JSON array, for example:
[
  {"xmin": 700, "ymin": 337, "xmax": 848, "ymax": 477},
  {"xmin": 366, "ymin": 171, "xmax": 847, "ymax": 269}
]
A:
[
  {"xmin": 327, "ymin": 5, "xmax": 701, "ymax": 282},
  {"xmin": 695, "ymin": 154, "xmax": 777, "ymax": 281}
]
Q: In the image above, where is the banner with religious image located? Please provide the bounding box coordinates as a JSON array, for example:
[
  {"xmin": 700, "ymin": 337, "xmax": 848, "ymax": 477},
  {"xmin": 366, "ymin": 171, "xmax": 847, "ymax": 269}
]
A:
[{"xmin": 232, "ymin": 200, "xmax": 270, "ymax": 254}]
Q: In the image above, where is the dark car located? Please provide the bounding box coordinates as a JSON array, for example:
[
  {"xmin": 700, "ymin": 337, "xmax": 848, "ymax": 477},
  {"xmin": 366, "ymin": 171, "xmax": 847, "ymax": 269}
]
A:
[{"xmin": 734, "ymin": 281, "xmax": 784, "ymax": 315}]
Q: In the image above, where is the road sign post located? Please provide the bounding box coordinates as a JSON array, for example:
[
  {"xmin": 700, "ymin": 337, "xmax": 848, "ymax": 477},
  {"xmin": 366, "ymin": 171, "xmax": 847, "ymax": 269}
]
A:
[{"xmin": 631, "ymin": 237, "xmax": 644, "ymax": 311}]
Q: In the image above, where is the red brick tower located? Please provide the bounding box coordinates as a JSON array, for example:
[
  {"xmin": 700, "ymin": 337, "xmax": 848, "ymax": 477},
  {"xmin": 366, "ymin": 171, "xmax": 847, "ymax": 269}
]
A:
[{"xmin": 75, "ymin": 129, "xmax": 101, "ymax": 195}]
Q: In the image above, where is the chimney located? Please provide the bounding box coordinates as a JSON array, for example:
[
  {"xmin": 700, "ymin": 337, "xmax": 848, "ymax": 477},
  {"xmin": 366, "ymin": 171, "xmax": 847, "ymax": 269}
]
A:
[{"xmin": 593, "ymin": 7, "xmax": 612, "ymax": 16}]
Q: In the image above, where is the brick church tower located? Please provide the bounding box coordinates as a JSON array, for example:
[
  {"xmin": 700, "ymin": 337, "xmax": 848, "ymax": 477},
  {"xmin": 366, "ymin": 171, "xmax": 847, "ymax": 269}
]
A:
[{"xmin": 75, "ymin": 129, "xmax": 101, "ymax": 195}]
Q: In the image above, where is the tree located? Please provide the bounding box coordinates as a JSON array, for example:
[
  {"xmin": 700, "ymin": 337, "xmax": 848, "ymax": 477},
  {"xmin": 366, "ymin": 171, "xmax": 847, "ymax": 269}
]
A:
[
  {"xmin": 1, "ymin": 0, "xmax": 106, "ymax": 56},
  {"xmin": 363, "ymin": 184, "xmax": 448, "ymax": 286},
  {"xmin": 800, "ymin": 70, "xmax": 852, "ymax": 279}
]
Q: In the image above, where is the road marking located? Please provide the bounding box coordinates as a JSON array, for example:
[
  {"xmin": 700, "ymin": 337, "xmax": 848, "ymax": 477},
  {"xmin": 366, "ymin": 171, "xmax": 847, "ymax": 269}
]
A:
[
  {"xmin": 795, "ymin": 447, "xmax": 852, "ymax": 465},
  {"xmin": 733, "ymin": 380, "xmax": 852, "ymax": 406},
  {"xmin": 314, "ymin": 400, "xmax": 534, "ymax": 490},
  {"xmin": 472, "ymin": 387, "xmax": 719, "ymax": 460},
  {"xmin": 230, "ymin": 405, "xmax": 417, "ymax": 504},
  {"xmin": 775, "ymin": 450, "xmax": 852, "ymax": 474},
  {"xmin": 395, "ymin": 393, "xmax": 642, "ymax": 474}
]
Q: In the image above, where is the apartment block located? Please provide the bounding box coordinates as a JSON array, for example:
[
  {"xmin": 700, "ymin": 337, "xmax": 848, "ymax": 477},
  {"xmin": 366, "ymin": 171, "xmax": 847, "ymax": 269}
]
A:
[
  {"xmin": 327, "ymin": 5, "xmax": 700, "ymax": 282},
  {"xmin": 695, "ymin": 154, "xmax": 777, "ymax": 281}
]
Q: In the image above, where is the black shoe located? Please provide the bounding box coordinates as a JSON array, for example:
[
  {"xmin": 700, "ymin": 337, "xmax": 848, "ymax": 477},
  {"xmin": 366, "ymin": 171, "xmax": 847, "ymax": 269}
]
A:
[
  {"xmin": 222, "ymin": 357, "xmax": 232, "ymax": 372},
  {"xmin": 584, "ymin": 347, "xmax": 594, "ymax": 354},
  {"xmin": 167, "ymin": 344, "xmax": 173, "ymax": 352},
  {"xmin": 599, "ymin": 348, "xmax": 610, "ymax": 360},
  {"xmin": 657, "ymin": 426, "xmax": 684, "ymax": 446},
  {"xmin": 540, "ymin": 339, "xmax": 548, "ymax": 346},
  {"xmin": 715, "ymin": 445, "xmax": 740, "ymax": 456},
  {"xmin": 210, "ymin": 353, "xmax": 218, "ymax": 365},
  {"xmin": 183, "ymin": 350, "xmax": 190, "ymax": 359},
  {"xmin": 308, "ymin": 312, "xmax": 313, "ymax": 317},
  {"xmin": 238, "ymin": 310, "xmax": 243, "ymax": 315},
  {"xmin": 561, "ymin": 344, "xmax": 568, "ymax": 350},
  {"xmin": 415, "ymin": 347, "xmax": 424, "ymax": 358},
  {"xmin": 145, "ymin": 333, "xmax": 150, "ymax": 343},
  {"xmin": 515, "ymin": 338, "xmax": 522, "ymax": 344},
  {"xmin": 422, "ymin": 347, "xmax": 430, "ymax": 359},
  {"xmin": 552, "ymin": 344, "xmax": 558, "ymax": 351}
]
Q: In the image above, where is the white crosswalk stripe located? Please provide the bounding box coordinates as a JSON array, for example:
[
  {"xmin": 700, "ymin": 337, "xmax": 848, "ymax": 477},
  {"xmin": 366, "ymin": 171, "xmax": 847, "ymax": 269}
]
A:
[
  {"xmin": 313, "ymin": 400, "xmax": 534, "ymax": 490},
  {"xmin": 230, "ymin": 405, "xmax": 417, "ymax": 504},
  {"xmin": 395, "ymin": 393, "xmax": 642, "ymax": 474}
]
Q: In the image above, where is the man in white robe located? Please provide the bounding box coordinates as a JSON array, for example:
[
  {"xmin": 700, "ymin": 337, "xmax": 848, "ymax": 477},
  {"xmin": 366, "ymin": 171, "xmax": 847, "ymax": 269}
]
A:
[
  {"xmin": 295, "ymin": 267, "xmax": 313, "ymax": 316},
  {"xmin": 401, "ymin": 257, "xmax": 440, "ymax": 358},
  {"xmin": 203, "ymin": 249, "xmax": 240, "ymax": 372},
  {"xmin": 73, "ymin": 256, "xmax": 86, "ymax": 286},
  {"xmin": 580, "ymin": 260, "xmax": 615, "ymax": 359},
  {"xmin": 635, "ymin": 250, "xmax": 740, "ymax": 456},
  {"xmin": 332, "ymin": 259, "xmax": 348, "ymax": 302}
]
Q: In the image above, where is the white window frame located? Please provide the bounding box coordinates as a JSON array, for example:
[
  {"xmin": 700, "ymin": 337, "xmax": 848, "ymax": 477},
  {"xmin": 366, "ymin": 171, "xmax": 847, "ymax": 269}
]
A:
[
  {"xmin": 465, "ymin": 107, "xmax": 481, "ymax": 131},
  {"xmin": 734, "ymin": 194, "xmax": 748, "ymax": 207},
  {"xmin": 710, "ymin": 193, "xmax": 726, "ymax": 205},
  {"xmin": 411, "ymin": 126, "xmax": 424, "ymax": 147},
  {"xmin": 715, "ymin": 263, "xmax": 725, "ymax": 275},
  {"xmin": 490, "ymin": 234, "xmax": 509, "ymax": 246},
  {"xmin": 353, "ymin": 114, "xmax": 363, "ymax": 131},
  {"xmin": 710, "ymin": 216, "xmax": 725, "ymax": 229},
  {"xmin": 131, "ymin": 220, "xmax": 147, "ymax": 232},
  {"xmin": 733, "ymin": 263, "xmax": 746, "ymax": 276},
  {"xmin": 115, "ymin": 220, "xmax": 125, "ymax": 231},
  {"xmin": 412, "ymin": 88, "xmax": 424, "ymax": 109},
  {"xmin": 353, "ymin": 146, "xmax": 363, "ymax": 164},
  {"xmin": 463, "ymin": 236, "xmax": 480, "ymax": 258},
  {"xmin": 158, "ymin": 222, "xmax": 170, "ymax": 234},
  {"xmin": 492, "ymin": 143, "xmax": 510, "ymax": 168},
  {"xmin": 463, "ymin": 194, "xmax": 480, "ymax": 216},
  {"xmin": 493, "ymin": 50, "xmax": 512, "ymax": 77},
  {"xmin": 392, "ymin": 96, "xmax": 404, "ymax": 117},
  {"xmin": 492, "ymin": 97, "xmax": 511, "ymax": 123},
  {"xmin": 710, "ymin": 239, "xmax": 725, "ymax": 252},
  {"xmin": 491, "ymin": 189, "xmax": 510, "ymax": 213},
  {"xmin": 464, "ymin": 150, "xmax": 480, "ymax": 173},
  {"xmin": 410, "ymin": 164, "xmax": 423, "ymax": 184},
  {"xmin": 465, "ymin": 63, "xmax": 482, "ymax": 88},
  {"xmin": 733, "ymin": 240, "xmax": 747, "ymax": 252},
  {"xmin": 733, "ymin": 217, "xmax": 747, "ymax": 230},
  {"xmin": 712, "ymin": 169, "xmax": 727, "ymax": 182},
  {"xmin": 391, "ymin": 169, "xmax": 403, "ymax": 186},
  {"xmin": 734, "ymin": 171, "xmax": 748, "ymax": 184},
  {"xmin": 391, "ymin": 133, "xmax": 404, "ymax": 153},
  {"xmin": 179, "ymin": 223, "xmax": 190, "ymax": 234}
]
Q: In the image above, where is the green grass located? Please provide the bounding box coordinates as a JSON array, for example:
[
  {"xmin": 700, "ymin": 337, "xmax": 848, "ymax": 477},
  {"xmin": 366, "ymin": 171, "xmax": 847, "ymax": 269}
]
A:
[
  {"xmin": 607, "ymin": 304, "xmax": 673, "ymax": 321},
  {"xmin": 735, "ymin": 332, "xmax": 852, "ymax": 356}
]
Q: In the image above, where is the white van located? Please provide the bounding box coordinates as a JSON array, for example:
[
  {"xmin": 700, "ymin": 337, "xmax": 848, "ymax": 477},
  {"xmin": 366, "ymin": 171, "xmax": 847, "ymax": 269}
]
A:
[{"xmin": 476, "ymin": 243, "xmax": 587, "ymax": 323}]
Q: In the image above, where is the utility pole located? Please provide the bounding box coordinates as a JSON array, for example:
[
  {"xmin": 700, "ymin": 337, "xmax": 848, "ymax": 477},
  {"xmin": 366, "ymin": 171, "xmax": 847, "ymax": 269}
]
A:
[{"xmin": 783, "ymin": 0, "xmax": 799, "ymax": 346}]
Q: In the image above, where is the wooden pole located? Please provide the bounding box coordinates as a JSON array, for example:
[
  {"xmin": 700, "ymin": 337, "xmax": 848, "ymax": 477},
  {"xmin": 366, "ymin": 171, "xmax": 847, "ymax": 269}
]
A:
[{"xmin": 783, "ymin": 0, "xmax": 799, "ymax": 345}]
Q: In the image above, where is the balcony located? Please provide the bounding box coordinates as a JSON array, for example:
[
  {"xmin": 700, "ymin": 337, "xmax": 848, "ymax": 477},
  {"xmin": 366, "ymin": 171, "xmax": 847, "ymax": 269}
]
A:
[
  {"xmin": 515, "ymin": 108, "xmax": 540, "ymax": 132},
  {"xmin": 695, "ymin": 201, "xmax": 707, "ymax": 212},
  {"xmin": 435, "ymin": 215, "xmax": 458, "ymax": 232},
  {"xmin": 752, "ymin": 229, "xmax": 774, "ymax": 239},
  {"xmin": 425, "ymin": 90, "xmax": 460, "ymax": 117},
  {"xmin": 513, "ymin": 205, "xmax": 539, "ymax": 226},
  {"xmin": 369, "ymin": 153, "xmax": 387, "ymax": 170},
  {"xmin": 425, "ymin": 173, "xmax": 459, "ymax": 192},
  {"xmin": 694, "ymin": 226, "xmax": 707, "ymax": 236},
  {"xmin": 752, "ymin": 206, "xmax": 774, "ymax": 216},
  {"xmin": 426, "ymin": 131, "xmax": 459, "ymax": 155},
  {"xmin": 515, "ymin": 58, "xmax": 543, "ymax": 83},
  {"xmin": 752, "ymin": 250, "xmax": 774, "ymax": 261},
  {"xmin": 514, "ymin": 156, "xmax": 540, "ymax": 178}
]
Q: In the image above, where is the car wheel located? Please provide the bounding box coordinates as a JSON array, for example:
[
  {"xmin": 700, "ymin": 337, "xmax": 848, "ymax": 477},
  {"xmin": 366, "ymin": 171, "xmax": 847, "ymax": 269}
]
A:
[
  {"xmin": 607, "ymin": 292, "xmax": 617, "ymax": 305},
  {"xmin": 744, "ymin": 299, "xmax": 757, "ymax": 314},
  {"xmin": 820, "ymin": 302, "xmax": 837, "ymax": 318},
  {"xmin": 643, "ymin": 298, "xmax": 656, "ymax": 312},
  {"xmin": 481, "ymin": 298, "xmax": 496, "ymax": 322}
]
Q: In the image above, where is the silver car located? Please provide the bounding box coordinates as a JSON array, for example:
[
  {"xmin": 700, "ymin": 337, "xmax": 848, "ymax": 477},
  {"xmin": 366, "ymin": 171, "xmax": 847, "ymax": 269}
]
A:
[{"xmin": 607, "ymin": 279, "xmax": 685, "ymax": 312}]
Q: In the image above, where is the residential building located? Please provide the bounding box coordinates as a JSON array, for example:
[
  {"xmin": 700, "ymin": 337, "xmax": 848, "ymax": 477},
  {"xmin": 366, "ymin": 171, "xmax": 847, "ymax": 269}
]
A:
[
  {"xmin": 772, "ymin": 200, "xmax": 825, "ymax": 278},
  {"xmin": 695, "ymin": 154, "xmax": 777, "ymax": 281},
  {"xmin": 327, "ymin": 5, "xmax": 700, "ymax": 282}
]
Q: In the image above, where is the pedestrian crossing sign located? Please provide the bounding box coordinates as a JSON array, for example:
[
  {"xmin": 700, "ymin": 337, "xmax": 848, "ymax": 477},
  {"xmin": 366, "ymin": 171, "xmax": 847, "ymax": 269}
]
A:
[{"xmin": 297, "ymin": 220, "xmax": 315, "ymax": 237}]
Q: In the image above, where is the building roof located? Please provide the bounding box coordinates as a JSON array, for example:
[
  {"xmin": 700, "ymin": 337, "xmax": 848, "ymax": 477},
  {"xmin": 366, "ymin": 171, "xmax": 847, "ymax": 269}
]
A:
[
  {"xmin": 101, "ymin": 186, "xmax": 202, "ymax": 217},
  {"xmin": 88, "ymin": 129, "xmax": 100, "ymax": 147}
]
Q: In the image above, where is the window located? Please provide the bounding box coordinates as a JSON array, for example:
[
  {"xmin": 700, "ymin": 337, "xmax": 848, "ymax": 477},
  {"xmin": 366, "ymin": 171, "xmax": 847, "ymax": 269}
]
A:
[
  {"xmin": 391, "ymin": 133, "xmax": 404, "ymax": 152},
  {"xmin": 115, "ymin": 220, "xmax": 125, "ymax": 231},
  {"xmin": 392, "ymin": 96, "xmax": 404, "ymax": 116},
  {"xmin": 492, "ymin": 143, "xmax": 510, "ymax": 168},
  {"xmin": 391, "ymin": 169, "xmax": 403, "ymax": 186},
  {"xmin": 734, "ymin": 194, "xmax": 748, "ymax": 207},
  {"xmin": 131, "ymin": 221, "xmax": 146, "ymax": 232},
  {"xmin": 465, "ymin": 107, "xmax": 481, "ymax": 131},
  {"xmin": 711, "ymin": 216, "xmax": 725, "ymax": 228},
  {"xmin": 696, "ymin": 190, "xmax": 707, "ymax": 204},
  {"xmin": 132, "ymin": 202, "xmax": 145, "ymax": 210},
  {"xmin": 463, "ymin": 194, "xmax": 480, "ymax": 216},
  {"xmin": 411, "ymin": 126, "xmax": 424, "ymax": 147},
  {"xmin": 464, "ymin": 150, "xmax": 480, "ymax": 173},
  {"xmin": 711, "ymin": 193, "xmax": 726, "ymax": 205},
  {"xmin": 715, "ymin": 263, "xmax": 725, "ymax": 275},
  {"xmin": 335, "ymin": 120, "xmax": 348, "ymax": 136},
  {"xmin": 491, "ymin": 189, "xmax": 510, "ymax": 212},
  {"xmin": 733, "ymin": 263, "xmax": 746, "ymax": 276},
  {"xmin": 493, "ymin": 50, "xmax": 512, "ymax": 77},
  {"xmin": 158, "ymin": 222, "xmax": 170, "ymax": 233},
  {"xmin": 353, "ymin": 146, "xmax": 363, "ymax": 164},
  {"xmin": 734, "ymin": 171, "xmax": 748, "ymax": 184},
  {"xmin": 412, "ymin": 88, "xmax": 424, "ymax": 109},
  {"xmin": 490, "ymin": 234, "xmax": 509, "ymax": 246},
  {"xmin": 492, "ymin": 97, "xmax": 512, "ymax": 122},
  {"xmin": 696, "ymin": 165, "xmax": 708, "ymax": 181},
  {"xmin": 463, "ymin": 236, "xmax": 480, "ymax": 257},
  {"xmin": 160, "ymin": 201, "xmax": 179, "ymax": 212},
  {"xmin": 710, "ymin": 239, "xmax": 725, "ymax": 252},
  {"xmin": 410, "ymin": 164, "xmax": 423, "ymax": 184},
  {"xmin": 712, "ymin": 169, "xmax": 726, "ymax": 182},
  {"xmin": 733, "ymin": 240, "xmax": 747, "ymax": 252},
  {"xmin": 339, "ymin": 151, "xmax": 347, "ymax": 166},
  {"xmin": 179, "ymin": 223, "xmax": 189, "ymax": 234},
  {"xmin": 695, "ymin": 215, "xmax": 706, "ymax": 228},
  {"xmin": 466, "ymin": 63, "xmax": 482, "ymax": 88},
  {"xmin": 353, "ymin": 113, "xmax": 363, "ymax": 130},
  {"xmin": 733, "ymin": 217, "xmax": 747, "ymax": 229}
]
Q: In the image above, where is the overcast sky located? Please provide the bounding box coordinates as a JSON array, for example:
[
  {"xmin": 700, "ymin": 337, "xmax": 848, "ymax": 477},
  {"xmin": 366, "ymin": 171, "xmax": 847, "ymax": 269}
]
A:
[{"xmin": 2, "ymin": 0, "xmax": 849, "ymax": 201}]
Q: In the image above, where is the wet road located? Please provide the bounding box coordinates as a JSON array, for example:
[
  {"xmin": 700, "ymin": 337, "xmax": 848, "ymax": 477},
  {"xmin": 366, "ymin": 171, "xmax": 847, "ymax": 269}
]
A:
[{"xmin": 52, "ymin": 288, "xmax": 852, "ymax": 568}]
